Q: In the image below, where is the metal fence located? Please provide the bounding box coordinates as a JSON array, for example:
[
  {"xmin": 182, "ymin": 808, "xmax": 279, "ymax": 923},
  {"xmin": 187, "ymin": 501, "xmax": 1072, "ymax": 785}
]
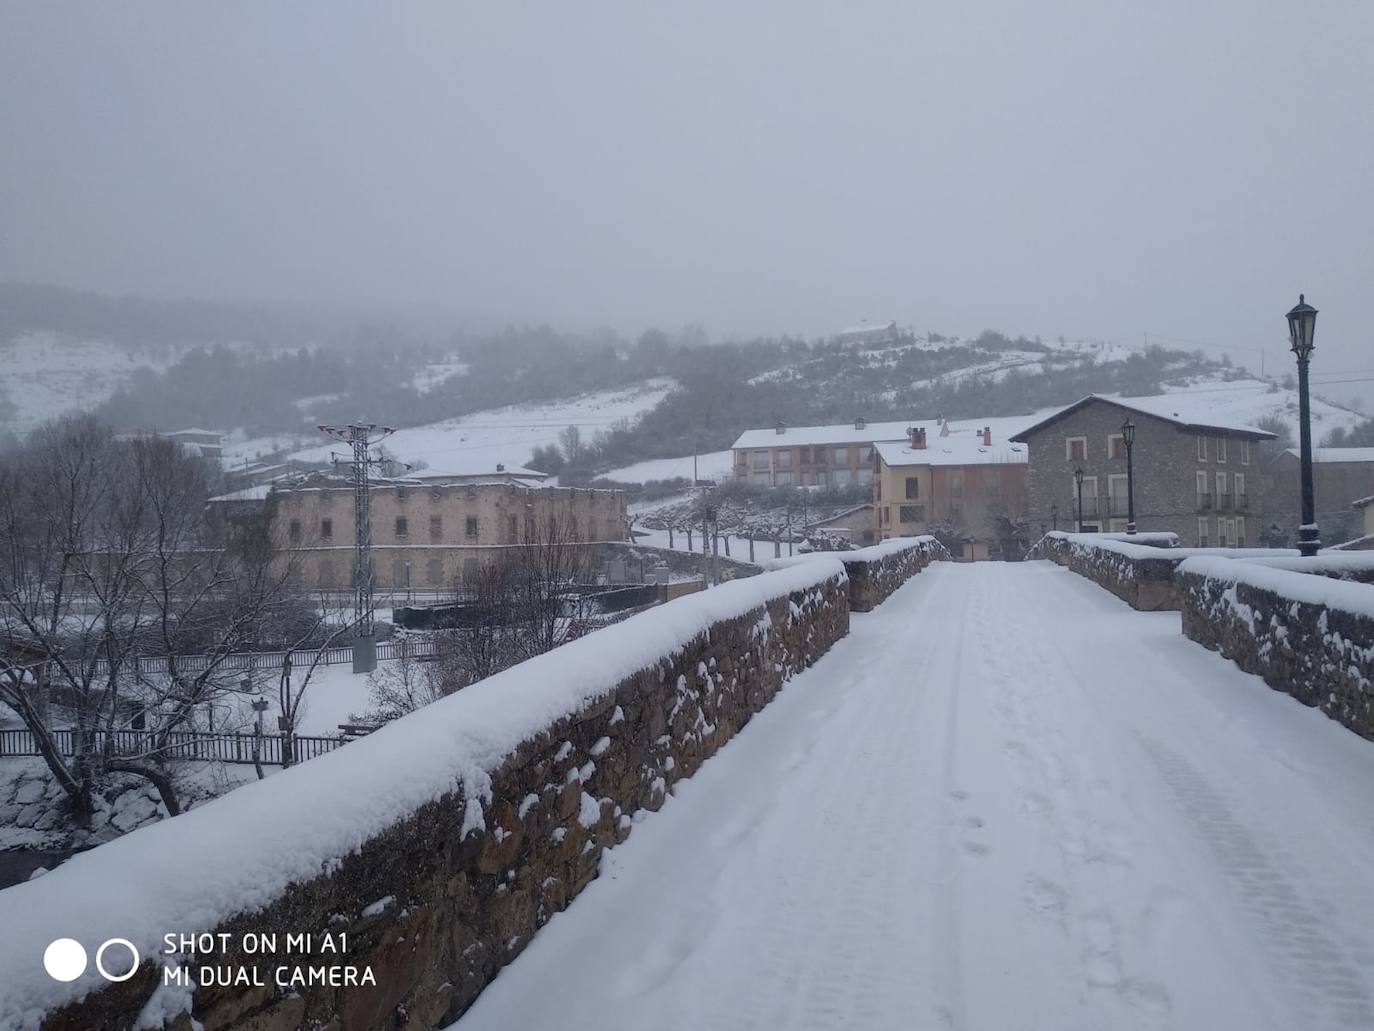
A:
[
  {"xmin": 87, "ymin": 637, "xmax": 436, "ymax": 678},
  {"xmin": 0, "ymin": 727, "xmax": 349, "ymax": 766}
]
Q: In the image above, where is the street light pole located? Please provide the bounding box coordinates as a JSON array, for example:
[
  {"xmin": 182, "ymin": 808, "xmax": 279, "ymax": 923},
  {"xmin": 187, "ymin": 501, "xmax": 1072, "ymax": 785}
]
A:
[
  {"xmin": 1286, "ymin": 294, "xmax": 1321, "ymax": 557},
  {"xmin": 1074, "ymin": 467, "xmax": 1085, "ymax": 533},
  {"xmin": 1122, "ymin": 419, "xmax": 1137, "ymax": 535}
]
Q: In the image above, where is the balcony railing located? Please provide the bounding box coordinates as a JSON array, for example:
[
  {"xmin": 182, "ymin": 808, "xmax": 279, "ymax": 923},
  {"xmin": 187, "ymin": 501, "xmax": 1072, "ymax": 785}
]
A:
[
  {"xmin": 1197, "ymin": 492, "xmax": 1214, "ymax": 512},
  {"xmin": 1218, "ymin": 492, "xmax": 1233, "ymax": 511},
  {"xmin": 1106, "ymin": 496, "xmax": 1129, "ymax": 517},
  {"xmin": 1235, "ymin": 492, "xmax": 1249, "ymax": 510}
]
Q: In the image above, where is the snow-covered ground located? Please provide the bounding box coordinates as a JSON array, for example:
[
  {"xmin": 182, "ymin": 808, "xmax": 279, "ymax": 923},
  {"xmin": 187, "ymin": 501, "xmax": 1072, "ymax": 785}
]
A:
[
  {"xmin": 1137, "ymin": 377, "xmax": 1366, "ymax": 442},
  {"xmin": 281, "ymin": 379, "xmax": 676, "ymax": 476},
  {"xmin": 455, "ymin": 561, "xmax": 1374, "ymax": 1031},
  {"xmin": 603, "ymin": 450, "xmax": 733, "ymax": 484},
  {"xmin": 0, "ymin": 333, "xmax": 184, "ymax": 434}
]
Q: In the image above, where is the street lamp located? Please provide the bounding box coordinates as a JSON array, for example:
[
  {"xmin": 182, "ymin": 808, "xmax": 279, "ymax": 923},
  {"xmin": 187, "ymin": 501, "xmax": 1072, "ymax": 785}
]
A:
[
  {"xmin": 1074, "ymin": 467, "xmax": 1085, "ymax": 533},
  {"xmin": 1121, "ymin": 419, "xmax": 1137, "ymax": 535},
  {"xmin": 1286, "ymin": 294, "xmax": 1320, "ymax": 557},
  {"xmin": 1050, "ymin": 502, "xmax": 1059, "ymax": 531}
]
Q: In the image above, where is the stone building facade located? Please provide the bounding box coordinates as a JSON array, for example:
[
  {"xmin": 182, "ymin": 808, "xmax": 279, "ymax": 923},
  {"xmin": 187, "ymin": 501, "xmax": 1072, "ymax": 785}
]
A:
[
  {"xmin": 1012, "ymin": 396, "xmax": 1276, "ymax": 547},
  {"xmin": 873, "ymin": 426, "xmax": 1028, "ymax": 560},
  {"xmin": 213, "ymin": 478, "xmax": 628, "ymax": 591},
  {"xmin": 1262, "ymin": 448, "xmax": 1374, "ymax": 548}
]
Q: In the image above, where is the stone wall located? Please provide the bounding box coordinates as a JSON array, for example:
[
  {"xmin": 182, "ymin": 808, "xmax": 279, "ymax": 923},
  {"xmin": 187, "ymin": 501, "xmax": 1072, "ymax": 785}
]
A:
[
  {"xmin": 839, "ymin": 537, "xmax": 951, "ymax": 611},
  {"xmin": 1177, "ymin": 558, "xmax": 1374, "ymax": 740},
  {"xmin": 13, "ymin": 563, "xmax": 894, "ymax": 1031},
  {"xmin": 1032, "ymin": 533, "xmax": 1187, "ymax": 610}
]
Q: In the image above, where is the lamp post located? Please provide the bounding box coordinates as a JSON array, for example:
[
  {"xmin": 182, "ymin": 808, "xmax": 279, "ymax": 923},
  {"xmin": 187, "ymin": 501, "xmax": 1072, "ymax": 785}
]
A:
[
  {"xmin": 1050, "ymin": 502, "xmax": 1059, "ymax": 531},
  {"xmin": 1074, "ymin": 467, "xmax": 1085, "ymax": 532},
  {"xmin": 1286, "ymin": 294, "xmax": 1320, "ymax": 557},
  {"xmin": 1121, "ymin": 419, "xmax": 1137, "ymax": 535}
]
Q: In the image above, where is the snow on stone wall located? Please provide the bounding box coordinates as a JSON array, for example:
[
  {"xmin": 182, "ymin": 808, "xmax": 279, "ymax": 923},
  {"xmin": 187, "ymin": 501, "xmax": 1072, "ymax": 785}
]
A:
[
  {"xmin": 1178, "ymin": 557, "xmax": 1374, "ymax": 740},
  {"xmin": 0, "ymin": 561, "xmax": 861, "ymax": 1031},
  {"xmin": 760, "ymin": 535, "xmax": 949, "ymax": 611}
]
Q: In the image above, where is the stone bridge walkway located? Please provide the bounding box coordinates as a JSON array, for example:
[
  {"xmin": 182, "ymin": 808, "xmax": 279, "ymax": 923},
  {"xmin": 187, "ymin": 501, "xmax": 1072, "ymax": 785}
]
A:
[{"xmin": 453, "ymin": 562, "xmax": 1374, "ymax": 1031}]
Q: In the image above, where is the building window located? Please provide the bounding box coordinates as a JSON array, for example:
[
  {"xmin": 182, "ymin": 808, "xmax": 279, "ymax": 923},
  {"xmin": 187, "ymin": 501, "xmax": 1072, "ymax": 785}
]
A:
[
  {"xmin": 1107, "ymin": 434, "xmax": 1125, "ymax": 459},
  {"xmin": 899, "ymin": 505, "xmax": 926, "ymax": 524},
  {"xmin": 1236, "ymin": 516, "xmax": 1247, "ymax": 548},
  {"xmin": 776, "ymin": 450, "xmax": 792, "ymax": 470},
  {"xmin": 1235, "ymin": 473, "xmax": 1246, "ymax": 510},
  {"xmin": 1196, "ymin": 470, "xmax": 1211, "ymax": 510},
  {"xmin": 905, "ymin": 476, "xmax": 920, "ymax": 499},
  {"xmin": 319, "ymin": 560, "xmax": 336, "ymax": 587},
  {"xmin": 394, "ymin": 516, "xmax": 408, "ymax": 539},
  {"xmin": 1198, "ymin": 517, "xmax": 1210, "ymax": 548},
  {"xmin": 775, "ymin": 470, "xmax": 794, "ymax": 485},
  {"xmin": 1216, "ymin": 471, "xmax": 1228, "ymax": 509},
  {"xmin": 508, "ymin": 515, "xmax": 518, "ymax": 542},
  {"xmin": 396, "ymin": 486, "xmax": 408, "ymax": 501},
  {"xmin": 1218, "ymin": 518, "xmax": 1231, "ymax": 547},
  {"xmin": 288, "ymin": 519, "xmax": 302, "ymax": 544},
  {"xmin": 429, "ymin": 515, "xmax": 442, "ymax": 542},
  {"xmin": 1216, "ymin": 437, "xmax": 1227, "ymax": 463},
  {"xmin": 983, "ymin": 469, "xmax": 1000, "ymax": 496},
  {"xmin": 1066, "ymin": 437, "xmax": 1087, "ymax": 462},
  {"xmin": 392, "ymin": 559, "xmax": 411, "ymax": 587},
  {"xmin": 858, "ymin": 446, "xmax": 874, "ymax": 464},
  {"xmin": 320, "ymin": 517, "xmax": 333, "ymax": 541},
  {"xmin": 857, "ymin": 467, "xmax": 873, "ymax": 485},
  {"xmin": 462, "ymin": 558, "xmax": 479, "ymax": 583},
  {"xmin": 465, "ymin": 515, "xmax": 479, "ymax": 538},
  {"xmin": 1198, "ymin": 435, "xmax": 1208, "ymax": 461},
  {"xmin": 425, "ymin": 558, "xmax": 443, "ymax": 585},
  {"xmin": 1107, "ymin": 474, "xmax": 1128, "ymax": 516},
  {"xmin": 1241, "ymin": 439, "xmax": 1251, "ymax": 465},
  {"xmin": 751, "ymin": 450, "xmax": 770, "ymax": 472},
  {"xmin": 949, "ymin": 472, "xmax": 963, "ymax": 498},
  {"xmin": 833, "ymin": 447, "xmax": 849, "ymax": 465}
]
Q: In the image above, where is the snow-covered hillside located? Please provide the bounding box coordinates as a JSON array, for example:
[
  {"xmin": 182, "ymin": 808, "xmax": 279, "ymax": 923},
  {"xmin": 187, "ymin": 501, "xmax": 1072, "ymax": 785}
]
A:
[
  {"xmin": 282, "ymin": 378, "xmax": 677, "ymax": 476},
  {"xmin": 0, "ymin": 333, "xmax": 185, "ymax": 434}
]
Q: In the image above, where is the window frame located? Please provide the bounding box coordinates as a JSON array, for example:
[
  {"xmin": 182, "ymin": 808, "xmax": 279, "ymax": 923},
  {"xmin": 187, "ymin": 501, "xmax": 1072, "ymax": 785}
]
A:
[
  {"xmin": 320, "ymin": 517, "xmax": 333, "ymax": 541},
  {"xmin": 1107, "ymin": 433, "xmax": 1125, "ymax": 460},
  {"xmin": 394, "ymin": 516, "xmax": 408, "ymax": 539},
  {"xmin": 1241, "ymin": 439, "xmax": 1251, "ymax": 465},
  {"xmin": 1216, "ymin": 436, "xmax": 1227, "ymax": 463},
  {"xmin": 464, "ymin": 514, "xmax": 480, "ymax": 538},
  {"xmin": 1198, "ymin": 516, "xmax": 1210, "ymax": 548},
  {"xmin": 1198, "ymin": 435, "xmax": 1208, "ymax": 461},
  {"xmin": 904, "ymin": 476, "xmax": 920, "ymax": 500},
  {"xmin": 1066, "ymin": 436, "xmax": 1088, "ymax": 462}
]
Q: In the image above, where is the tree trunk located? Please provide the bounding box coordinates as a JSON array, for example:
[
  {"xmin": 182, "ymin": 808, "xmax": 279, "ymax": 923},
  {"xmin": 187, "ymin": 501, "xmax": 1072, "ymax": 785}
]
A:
[{"xmin": 104, "ymin": 759, "xmax": 182, "ymax": 816}]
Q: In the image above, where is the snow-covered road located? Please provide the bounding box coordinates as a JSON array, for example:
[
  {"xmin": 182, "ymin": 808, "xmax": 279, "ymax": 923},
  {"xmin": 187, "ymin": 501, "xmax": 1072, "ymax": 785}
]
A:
[{"xmin": 454, "ymin": 561, "xmax": 1374, "ymax": 1031}]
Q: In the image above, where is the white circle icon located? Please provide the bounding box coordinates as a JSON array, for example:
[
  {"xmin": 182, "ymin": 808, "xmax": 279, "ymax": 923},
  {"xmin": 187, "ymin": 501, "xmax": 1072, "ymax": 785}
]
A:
[
  {"xmin": 95, "ymin": 938, "xmax": 140, "ymax": 982},
  {"xmin": 43, "ymin": 939, "xmax": 88, "ymax": 982}
]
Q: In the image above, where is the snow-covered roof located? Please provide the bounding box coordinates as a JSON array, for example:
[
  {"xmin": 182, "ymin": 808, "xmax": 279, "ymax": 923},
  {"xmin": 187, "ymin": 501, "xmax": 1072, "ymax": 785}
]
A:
[
  {"xmin": 836, "ymin": 321, "xmax": 897, "ymax": 337},
  {"xmin": 1010, "ymin": 394, "xmax": 1278, "ymax": 441},
  {"xmin": 874, "ymin": 436, "xmax": 1027, "ymax": 468},
  {"xmin": 732, "ymin": 413, "xmax": 1043, "ymax": 451},
  {"xmin": 1352, "ymin": 495, "xmax": 1374, "ymax": 510},
  {"xmin": 1281, "ymin": 447, "xmax": 1374, "ymax": 465},
  {"xmin": 208, "ymin": 485, "xmax": 274, "ymax": 503}
]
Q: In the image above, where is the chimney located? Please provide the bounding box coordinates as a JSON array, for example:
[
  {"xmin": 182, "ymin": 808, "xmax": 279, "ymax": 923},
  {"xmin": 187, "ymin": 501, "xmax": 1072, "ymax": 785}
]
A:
[
  {"xmin": 939, "ymin": 418, "xmax": 951, "ymax": 438},
  {"xmin": 775, "ymin": 421, "xmax": 786, "ymax": 435},
  {"xmin": 982, "ymin": 426, "xmax": 991, "ymax": 446},
  {"xmin": 908, "ymin": 426, "xmax": 927, "ymax": 449},
  {"xmin": 854, "ymin": 416, "xmax": 866, "ymax": 430},
  {"xmin": 496, "ymin": 462, "xmax": 505, "ymax": 472}
]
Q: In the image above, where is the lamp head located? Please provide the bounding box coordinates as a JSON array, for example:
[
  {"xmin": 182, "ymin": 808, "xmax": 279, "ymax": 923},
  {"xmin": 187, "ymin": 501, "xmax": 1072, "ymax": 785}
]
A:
[
  {"xmin": 1074, "ymin": 467, "xmax": 1085, "ymax": 487},
  {"xmin": 1121, "ymin": 419, "xmax": 1135, "ymax": 446},
  {"xmin": 1286, "ymin": 293, "xmax": 1318, "ymax": 360}
]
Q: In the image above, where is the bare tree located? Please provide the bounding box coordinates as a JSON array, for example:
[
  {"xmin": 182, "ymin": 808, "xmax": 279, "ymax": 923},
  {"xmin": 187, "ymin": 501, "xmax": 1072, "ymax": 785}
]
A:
[{"xmin": 0, "ymin": 417, "xmax": 301, "ymax": 821}]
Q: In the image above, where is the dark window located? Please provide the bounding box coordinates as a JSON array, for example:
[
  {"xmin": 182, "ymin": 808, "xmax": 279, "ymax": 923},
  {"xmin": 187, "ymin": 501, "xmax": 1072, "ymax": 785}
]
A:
[
  {"xmin": 395, "ymin": 517, "xmax": 408, "ymax": 539},
  {"xmin": 288, "ymin": 519, "xmax": 302, "ymax": 544},
  {"xmin": 320, "ymin": 518, "xmax": 333, "ymax": 541},
  {"xmin": 508, "ymin": 515, "xmax": 518, "ymax": 541},
  {"xmin": 465, "ymin": 515, "xmax": 479, "ymax": 537},
  {"xmin": 904, "ymin": 477, "xmax": 919, "ymax": 499},
  {"xmin": 425, "ymin": 558, "xmax": 442, "ymax": 585},
  {"xmin": 899, "ymin": 505, "xmax": 925, "ymax": 523},
  {"xmin": 429, "ymin": 515, "xmax": 442, "ymax": 542}
]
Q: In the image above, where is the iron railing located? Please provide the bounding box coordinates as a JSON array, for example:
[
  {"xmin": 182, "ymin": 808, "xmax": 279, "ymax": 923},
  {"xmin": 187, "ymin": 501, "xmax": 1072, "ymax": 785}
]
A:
[
  {"xmin": 87, "ymin": 638, "xmax": 436, "ymax": 678},
  {"xmin": 0, "ymin": 727, "xmax": 348, "ymax": 766}
]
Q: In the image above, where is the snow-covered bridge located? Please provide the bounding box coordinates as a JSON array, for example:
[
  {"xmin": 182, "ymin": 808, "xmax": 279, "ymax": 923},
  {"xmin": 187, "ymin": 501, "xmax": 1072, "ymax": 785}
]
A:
[{"xmin": 456, "ymin": 561, "xmax": 1374, "ymax": 1031}]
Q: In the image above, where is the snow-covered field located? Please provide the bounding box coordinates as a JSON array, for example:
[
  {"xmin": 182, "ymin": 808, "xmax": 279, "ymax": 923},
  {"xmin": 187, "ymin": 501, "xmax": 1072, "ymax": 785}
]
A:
[
  {"xmin": 455, "ymin": 561, "xmax": 1374, "ymax": 1031},
  {"xmin": 1140, "ymin": 377, "xmax": 1365, "ymax": 441},
  {"xmin": 282, "ymin": 379, "xmax": 676, "ymax": 477},
  {"xmin": 0, "ymin": 333, "xmax": 183, "ymax": 434},
  {"xmin": 603, "ymin": 450, "xmax": 733, "ymax": 484}
]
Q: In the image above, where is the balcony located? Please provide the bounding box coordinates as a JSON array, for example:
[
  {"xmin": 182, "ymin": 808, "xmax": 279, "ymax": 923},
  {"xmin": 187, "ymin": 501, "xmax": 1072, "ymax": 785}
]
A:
[
  {"xmin": 1106, "ymin": 496, "xmax": 1129, "ymax": 517},
  {"xmin": 1235, "ymin": 492, "xmax": 1249, "ymax": 510},
  {"xmin": 1070, "ymin": 497, "xmax": 1102, "ymax": 518},
  {"xmin": 1197, "ymin": 492, "xmax": 1214, "ymax": 512}
]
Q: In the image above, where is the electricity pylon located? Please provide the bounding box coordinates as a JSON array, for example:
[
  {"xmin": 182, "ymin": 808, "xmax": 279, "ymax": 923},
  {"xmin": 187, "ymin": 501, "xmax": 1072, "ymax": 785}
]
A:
[{"xmin": 318, "ymin": 422, "xmax": 396, "ymax": 672}]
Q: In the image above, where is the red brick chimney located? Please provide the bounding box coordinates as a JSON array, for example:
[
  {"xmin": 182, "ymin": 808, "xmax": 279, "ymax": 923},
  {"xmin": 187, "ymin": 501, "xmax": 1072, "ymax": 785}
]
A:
[
  {"xmin": 982, "ymin": 426, "xmax": 991, "ymax": 446},
  {"xmin": 909, "ymin": 426, "xmax": 927, "ymax": 449}
]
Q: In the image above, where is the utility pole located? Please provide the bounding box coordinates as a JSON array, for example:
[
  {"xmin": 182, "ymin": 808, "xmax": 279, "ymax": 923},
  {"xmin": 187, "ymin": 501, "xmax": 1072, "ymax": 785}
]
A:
[{"xmin": 318, "ymin": 422, "xmax": 396, "ymax": 673}]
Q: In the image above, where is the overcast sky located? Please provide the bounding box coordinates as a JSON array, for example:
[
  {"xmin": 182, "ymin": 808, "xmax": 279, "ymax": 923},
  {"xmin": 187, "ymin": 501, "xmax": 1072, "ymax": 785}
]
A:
[{"xmin": 2, "ymin": 1, "xmax": 1372, "ymax": 382}]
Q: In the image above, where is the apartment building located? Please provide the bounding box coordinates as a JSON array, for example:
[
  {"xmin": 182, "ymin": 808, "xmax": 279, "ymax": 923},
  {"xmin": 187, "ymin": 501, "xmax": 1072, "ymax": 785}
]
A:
[
  {"xmin": 873, "ymin": 424, "xmax": 1028, "ymax": 560},
  {"xmin": 1263, "ymin": 447, "xmax": 1374, "ymax": 548},
  {"xmin": 1011, "ymin": 395, "xmax": 1276, "ymax": 547},
  {"xmin": 209, "ymin": 474, "xmax": 627, "ymax": 590},
  {"xmin": 732, "ymin": 419, "xmax": 892, "ymax": 487}
]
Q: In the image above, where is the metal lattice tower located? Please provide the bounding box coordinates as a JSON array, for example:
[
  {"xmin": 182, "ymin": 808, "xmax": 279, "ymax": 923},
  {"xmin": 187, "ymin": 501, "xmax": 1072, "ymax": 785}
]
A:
[{"xmin": 318, "ymin": 422, "xmax": 395, "ymax": 666}]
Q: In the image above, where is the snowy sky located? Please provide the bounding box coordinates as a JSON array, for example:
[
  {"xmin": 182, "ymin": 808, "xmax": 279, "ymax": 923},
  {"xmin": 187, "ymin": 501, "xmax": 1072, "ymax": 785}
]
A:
[{"xmin": 2, "ymin": 1, "xmax": 1372, "ymax": 374}]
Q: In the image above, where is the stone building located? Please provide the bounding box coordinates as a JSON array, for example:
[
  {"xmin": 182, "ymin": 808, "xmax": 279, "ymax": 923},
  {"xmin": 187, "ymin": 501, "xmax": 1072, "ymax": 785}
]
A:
[
  {"xmin": 1011, "ymin": 395, "xmax": 1276, "ymax": 547},
  {"xmin": 209, "ymin": 474, "xmax": 628, "ymax": 590},
  {"xmin": 1262, "ymin": 448, "xmax": 1374, "ymax": 548},
  {"xmin": 873, "ymin": 425, "xmax": 1028, "ymax": 560}
]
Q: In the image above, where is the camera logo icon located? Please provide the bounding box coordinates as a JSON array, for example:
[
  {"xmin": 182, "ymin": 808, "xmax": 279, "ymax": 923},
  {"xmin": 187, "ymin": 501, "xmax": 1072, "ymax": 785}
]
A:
[{"xmin": 43, "ymin": 938, "xmax": 140, "ymax": 983}]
